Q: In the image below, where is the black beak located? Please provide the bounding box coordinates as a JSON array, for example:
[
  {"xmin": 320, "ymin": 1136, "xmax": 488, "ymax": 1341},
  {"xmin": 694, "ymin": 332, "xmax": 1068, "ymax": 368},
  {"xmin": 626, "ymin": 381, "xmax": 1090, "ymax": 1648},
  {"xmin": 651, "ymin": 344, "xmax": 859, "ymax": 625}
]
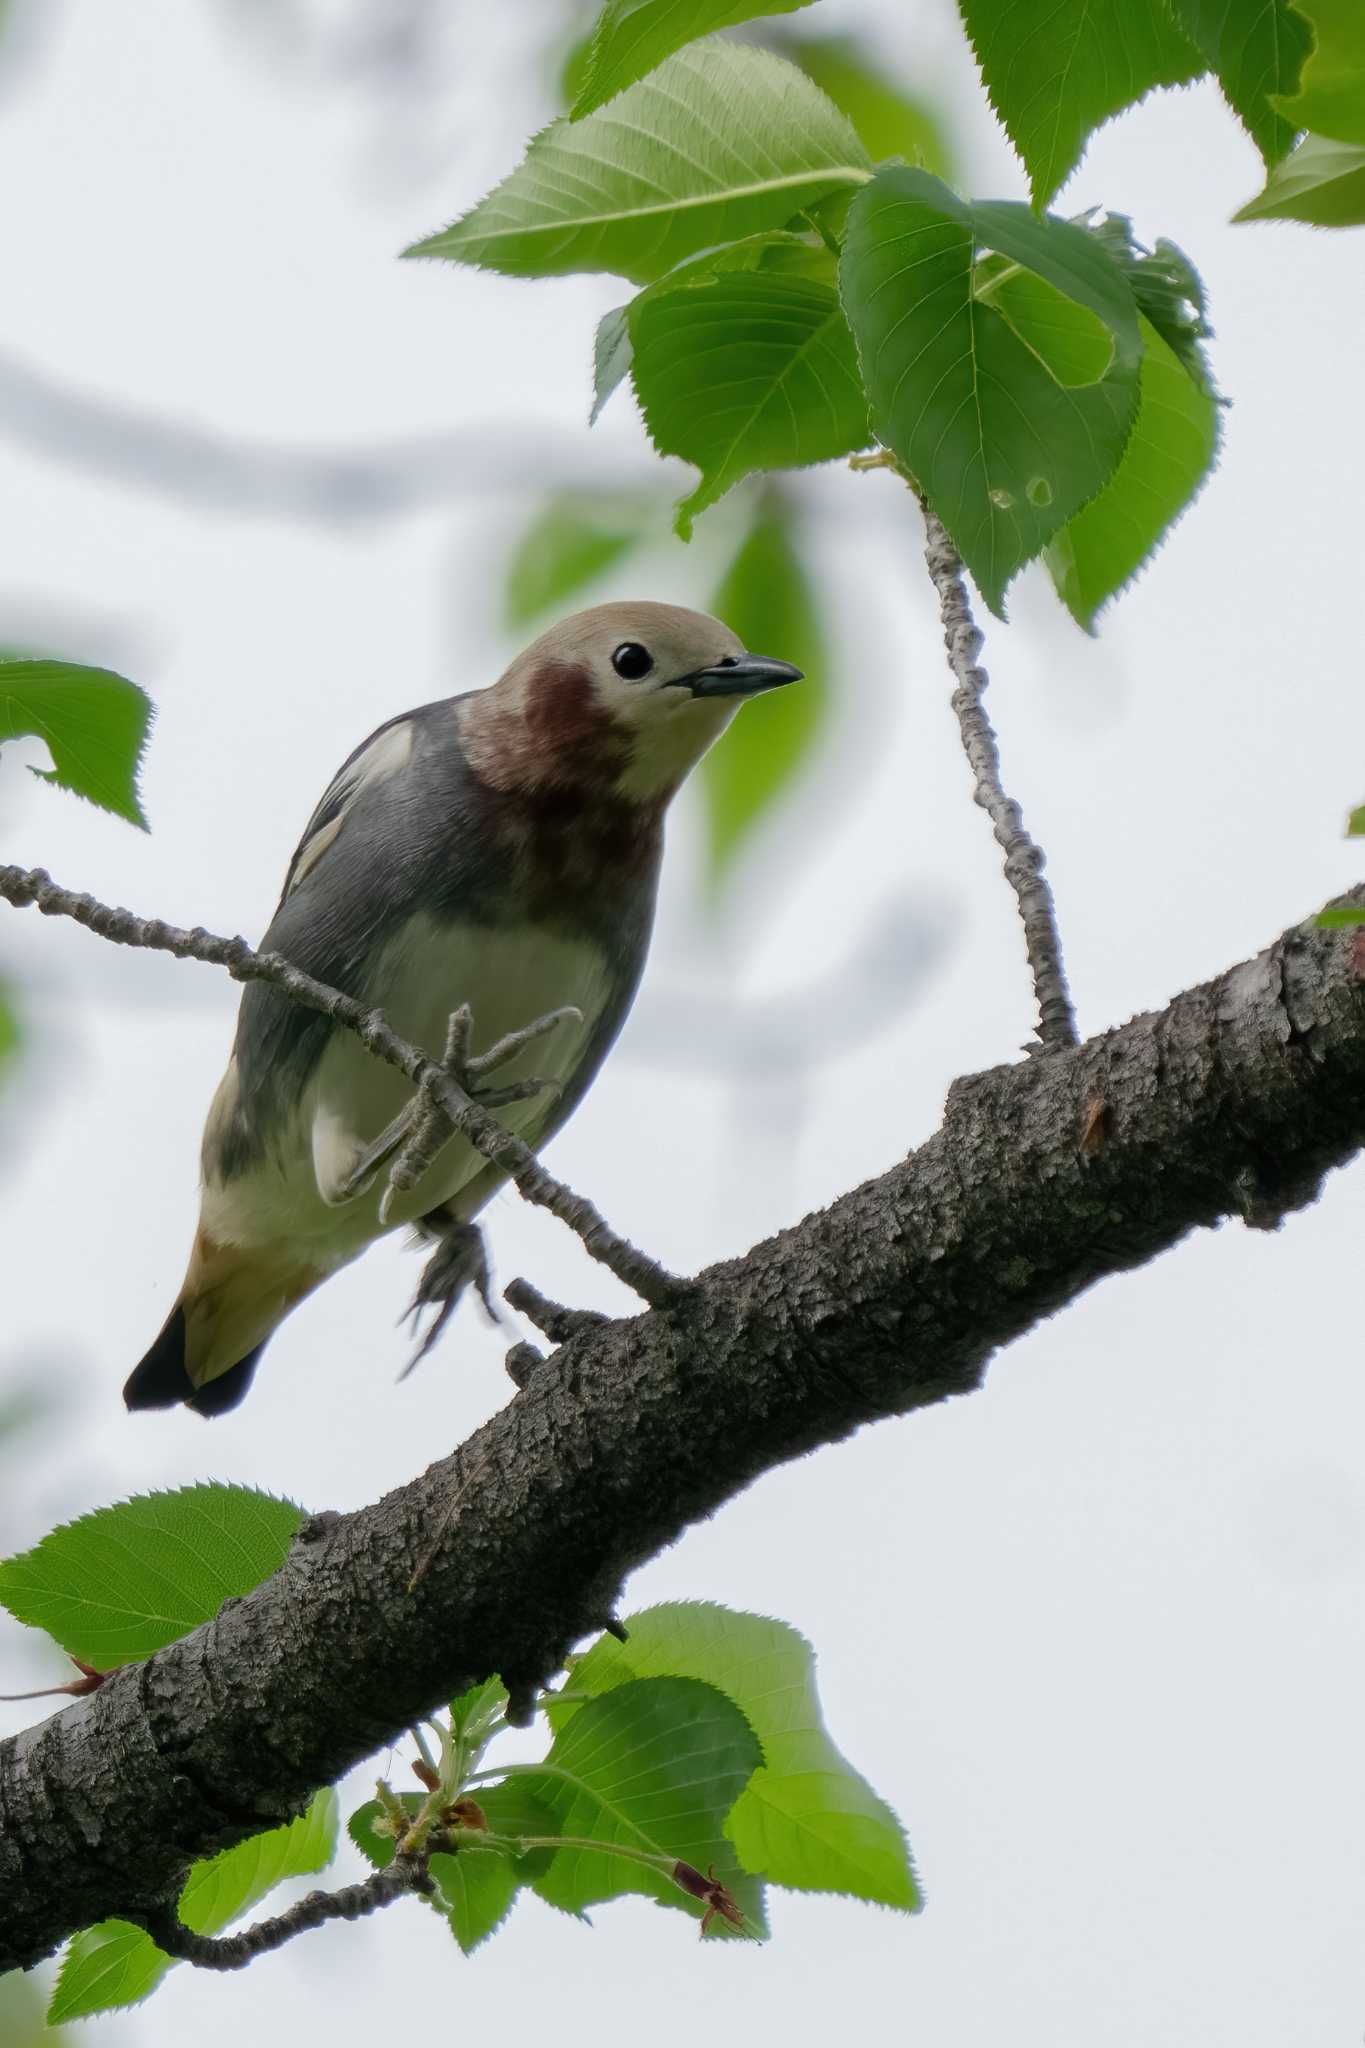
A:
[{"xmin": 680, "ymin": 653, "xmax": 804, "ymax": 699}]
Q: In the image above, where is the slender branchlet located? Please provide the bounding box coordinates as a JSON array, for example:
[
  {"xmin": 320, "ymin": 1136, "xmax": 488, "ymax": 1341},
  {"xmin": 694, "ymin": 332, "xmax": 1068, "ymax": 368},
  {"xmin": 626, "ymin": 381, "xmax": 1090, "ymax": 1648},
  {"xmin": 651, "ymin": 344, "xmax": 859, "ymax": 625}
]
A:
[
  {"xmin": 137, "ymin": 1854, "xmax": 434, "ymax": 1972},
  {"xmin": 850, "ymin": 453, "xmax": 1078, "ymax": 1052},
  {"xmin": 0, "ymin": 864, "xmax": 684, "ymax": 1305},
  {"xmin": 920, "ymin": 511, "xmax": 1078, "ymax": 1051}
]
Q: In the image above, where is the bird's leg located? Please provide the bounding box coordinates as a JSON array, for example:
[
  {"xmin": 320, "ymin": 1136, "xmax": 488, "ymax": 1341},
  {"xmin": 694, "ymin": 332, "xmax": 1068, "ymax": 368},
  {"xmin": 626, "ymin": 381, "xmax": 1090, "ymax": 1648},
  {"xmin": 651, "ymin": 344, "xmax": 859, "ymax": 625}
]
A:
[
  {"xmin": 331, "ymin": 1002, "xmax": 583, "ymax": 1212},
  {"xmin": 401, "ymin": 1208, "xmax": 499, "ymax": 1378}
]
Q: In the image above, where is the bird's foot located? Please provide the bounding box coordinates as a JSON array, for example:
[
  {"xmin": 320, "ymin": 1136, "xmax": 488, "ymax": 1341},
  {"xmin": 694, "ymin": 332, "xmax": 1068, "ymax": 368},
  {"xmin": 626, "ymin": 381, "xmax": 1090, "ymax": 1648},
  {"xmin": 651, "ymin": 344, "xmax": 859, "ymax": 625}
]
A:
[
  {"xmin": 401, "ymin": 1215, "xmax": 501, "ymax": 1378},
  {"xmin": 331, "ymin": 1001, "xmax": 583, "ymax": 1216}
]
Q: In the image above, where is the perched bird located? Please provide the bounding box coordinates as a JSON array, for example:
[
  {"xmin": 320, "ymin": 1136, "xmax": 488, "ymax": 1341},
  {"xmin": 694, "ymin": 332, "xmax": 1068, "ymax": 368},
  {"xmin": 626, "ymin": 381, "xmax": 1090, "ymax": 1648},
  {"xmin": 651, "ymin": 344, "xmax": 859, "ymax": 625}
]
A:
[{"xmin": 124, "ymin": 602, "xmax": 800, "ymax": 1417}]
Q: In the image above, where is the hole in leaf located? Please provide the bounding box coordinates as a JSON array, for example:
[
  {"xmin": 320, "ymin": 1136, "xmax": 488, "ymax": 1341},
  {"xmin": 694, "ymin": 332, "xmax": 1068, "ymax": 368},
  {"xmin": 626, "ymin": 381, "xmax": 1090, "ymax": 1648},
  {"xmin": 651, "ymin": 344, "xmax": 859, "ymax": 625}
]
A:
[
  {"xmin": 988, "ymin": 487, "xmax": 1014, "ymax": 510},
  {"xmin": 1026, "ymin": 476, "xmax": 1053, "ymax": 507}
]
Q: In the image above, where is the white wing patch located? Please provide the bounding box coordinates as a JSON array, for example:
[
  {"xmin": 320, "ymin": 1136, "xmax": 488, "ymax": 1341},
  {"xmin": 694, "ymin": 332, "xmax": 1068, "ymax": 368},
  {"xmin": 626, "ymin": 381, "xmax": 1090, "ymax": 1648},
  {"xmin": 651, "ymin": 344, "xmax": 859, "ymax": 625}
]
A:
[{"xmin": 284, "ymin": 718, "xmax": 415, "ymax": 896}]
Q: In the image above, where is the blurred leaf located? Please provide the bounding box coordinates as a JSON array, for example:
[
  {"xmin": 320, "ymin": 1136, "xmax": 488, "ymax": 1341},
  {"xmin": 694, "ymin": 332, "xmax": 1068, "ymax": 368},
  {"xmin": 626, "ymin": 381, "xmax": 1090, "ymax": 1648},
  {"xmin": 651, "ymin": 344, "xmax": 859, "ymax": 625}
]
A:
[
  {"xmin": 572, "ymin": 0, "xmax": 818, "ymax": 117},
  {"xmin": 702, "ymin": 502, "xmax": 828, "ymax": 883},
  {"xmin": 49, "ymin": 1791, "xmax": 337, "ymax": 2021},
  {"xmin": 956, "ymin": 0, "xmax": 1203, "ymax": 204},
  {"xmin": 558, "ymin": 24, "xmax": 596, "ymax": 108},
  {"xmin": 841, "ymin": 167, "xmax": 1141, "ymax": 615},
  {"xmin": 631, "ymin": 273, "xmax": 867, "ymax": 535},
  {"xmin": 405, "ymin": 43, "xmax": 870, "ymax": 284},
  {"xmin": 0, "ymin": 1966, "xmax": 61, "ymax": 2048},
  {"xmin": 1084, "ymin": 217, "xmax": 1217, "ymax": 397},
  {"xmin": 1044, "ymin": 317, "xmax": 1221, "ymax": 628},
  {"xmin": 504, "ymin": 493, "xmax": 647, "ymax": 627},
  {"xmin": 429, "ymin": 1781, "xmax": 559, "ymax": 1954},
  {"xmin": 1316, "ymin": 905, "xmax": 1365, "ymax": 925},
  {"xmin": 1348, "ymin": 804, "xmax": 1365, "ymax": 835},
  {"xmin": 785, "ymin": 34, "xmax": 955, "ymax": 180},
  {"xmin": 551, "ymin": 1604, "xmax": 919, "ymax": 1909},
  {"xmin": 0, "ymin": 659, "xmax": 152, "ymax": 828},
  {"xmin": 0, "ymin": 1483, "xmax": 303, "ymax": 1666},
  {"xmin": 1273, "ymin": 0, "xmax": 1365, "ymax": 142},
  {"xmin": 1233, "ymin": 128, "xmax": 1365, "ymax": 221},
  {"xmin": 1166, "ymin": 0, "xmax": 1312, "ymax": 164},
  {"xmin": 518, "ymin": 1676, "xmax": 764, "ymax": 1934},
  {"xmin": 0, "ymin": 980, "xmax": 18, "ymax": 1082}
]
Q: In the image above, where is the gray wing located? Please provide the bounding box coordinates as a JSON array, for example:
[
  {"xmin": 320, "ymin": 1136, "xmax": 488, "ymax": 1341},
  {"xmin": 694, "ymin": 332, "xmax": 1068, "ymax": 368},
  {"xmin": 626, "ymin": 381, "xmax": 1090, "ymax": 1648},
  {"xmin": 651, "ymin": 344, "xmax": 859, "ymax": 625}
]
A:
[
  {"xmin": 212, "ymin": 696, "xmax": 481, "ymax": 1179},
  {"xmin": 209, "ymin": 693, "xmax": 659, "ymax": 1190}
]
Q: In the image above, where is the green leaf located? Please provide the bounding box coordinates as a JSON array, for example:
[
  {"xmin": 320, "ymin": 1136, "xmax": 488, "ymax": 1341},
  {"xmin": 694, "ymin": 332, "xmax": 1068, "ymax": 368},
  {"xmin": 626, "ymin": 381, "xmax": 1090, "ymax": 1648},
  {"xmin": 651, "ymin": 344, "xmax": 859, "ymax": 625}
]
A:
[
  {"xmin": 0, "ymin": 659, "xmax": 153, "ymax": 828},
  {"xmin": 1273, "ymin": 0, "xmax": 1365, "ymax": 142},
  {"xmin": 49, "ymin": 1791, "xmax": 338, "ymax": 2022},
  {"xmin": 1348, "ymin": 804, "xmax": 1365, "ymax": 836},
  {"xmin": 349, "ymin": 1792, "xmax": 422, "ymax": 1870},
  {"xmin": 956, "ymin": 0, "xmax": 1204, "ymax": 205},
  {"xmin": 0, "ymin": 1484, "xmax": 304, "ymax": 1667},
  {"xmin": 1232, "ymin": 128, "xmax": 1365, "ymax": 221},
  {"xmin": 1316, "ymin": 905, "xmax": 1365, "ymax": 925},
  {"xmin": 429, "ymin": 1781, "xmax": 559, "ymax": 1954},
  {"xmin": 593, "ymin": 227, "xmax": 836, "ymax": 424},
  {"xmin": 632, "ymin": 272, "xmax": 869, "ymax": 535},
  {"xmin": 551, "ymin": 1604, "xmax": 918, "ymax": 1910},
  {"xmin": 840, "ymin": 167, "xmax": 1141, "ymax": 614},
  {"xmin": 591, "ymin": 305, "xmax": 634, "ymax": 421},
  {"xmin": 450, "ymin": 1673, "xmax": 509, "ymax": 1748},
  {"xmin": 350, "ymin": 1776, "xmax": 560, "ymax": 1955},
  {"xmin": 784, "ymin": 34, "xmax": 956, "ymax": 181},
  {"xmin": 405, "ymin": 42, "xmax": 871, "ymax": 285},
  {"xmin": 504, "ymin": 493, "xmax": 647, "ymax": 628},
  {"xmin": 702, "ymin": 501, "xmax": 828, "ymax": 883},
  {"xmin": 1044, "ymin": 316, "xmax": 1221, "ymax": 628},
  {"xmin": 517, "ymin": 1675, "xmax": 764, "ymax": 1934},
  {"xmin": 572, "ymin": 0, "xmax": 819, "ymax": 118},
  {"xmin": 1085, "ymin": 217, "xmax": 1217, "ymax": 398},
  {"xmin": 1166, "ymin": 0, "xmax": 1313, "ymax": 164}
]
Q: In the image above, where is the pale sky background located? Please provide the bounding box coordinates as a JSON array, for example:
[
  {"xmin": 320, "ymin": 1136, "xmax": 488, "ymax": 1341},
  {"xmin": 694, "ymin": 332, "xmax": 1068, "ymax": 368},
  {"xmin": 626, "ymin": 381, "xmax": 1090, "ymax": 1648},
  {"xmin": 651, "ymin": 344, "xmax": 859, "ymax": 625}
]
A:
[{"xmin": 2, "ymin": 3, "xmax": 1364, "ymax": 2044}]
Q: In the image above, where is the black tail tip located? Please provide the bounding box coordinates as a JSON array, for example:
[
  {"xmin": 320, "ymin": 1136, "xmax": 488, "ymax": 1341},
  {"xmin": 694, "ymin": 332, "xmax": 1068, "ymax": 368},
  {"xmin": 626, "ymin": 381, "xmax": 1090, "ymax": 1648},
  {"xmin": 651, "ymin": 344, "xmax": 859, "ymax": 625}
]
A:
[
  {"xmin": 123, "ymin": 1306, "xmax": 193, "ymax": 1411},
  {"xmin": 124, "ymin": 1307, "xmax": 264, "ymax": 1419}
]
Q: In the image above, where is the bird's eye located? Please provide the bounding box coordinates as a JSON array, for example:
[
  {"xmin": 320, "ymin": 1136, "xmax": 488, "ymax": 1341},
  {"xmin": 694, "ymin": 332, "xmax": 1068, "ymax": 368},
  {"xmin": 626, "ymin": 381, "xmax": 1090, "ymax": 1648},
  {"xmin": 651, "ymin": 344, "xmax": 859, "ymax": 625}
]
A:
[{"xmin": 611, "ymin": 642, "xmax": 654, "ymax": 681}]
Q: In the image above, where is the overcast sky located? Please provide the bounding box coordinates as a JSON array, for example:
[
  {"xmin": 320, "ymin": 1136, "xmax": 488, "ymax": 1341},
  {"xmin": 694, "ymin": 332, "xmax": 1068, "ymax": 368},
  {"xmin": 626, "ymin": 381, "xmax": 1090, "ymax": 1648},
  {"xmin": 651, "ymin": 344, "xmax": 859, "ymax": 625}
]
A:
[{"xmin": 2, "ymin": 3, "xmax": 1364, "ymax": 2044}]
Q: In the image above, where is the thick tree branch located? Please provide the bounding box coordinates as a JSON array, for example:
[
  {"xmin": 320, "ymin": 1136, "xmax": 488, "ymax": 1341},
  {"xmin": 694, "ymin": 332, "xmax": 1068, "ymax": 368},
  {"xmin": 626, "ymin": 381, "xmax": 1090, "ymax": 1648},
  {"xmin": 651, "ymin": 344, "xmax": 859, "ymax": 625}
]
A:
[
  {"xmin": 920, "ymin": 509, "xmax": 1078, "ymax": 1052},
  {"xmin": 0, "ymin": 864, "xmax": 681, "ymax": 1308},
  {"xmin": 2, "ymin": 889, "xmax": 1364, "ymax": 1971}
]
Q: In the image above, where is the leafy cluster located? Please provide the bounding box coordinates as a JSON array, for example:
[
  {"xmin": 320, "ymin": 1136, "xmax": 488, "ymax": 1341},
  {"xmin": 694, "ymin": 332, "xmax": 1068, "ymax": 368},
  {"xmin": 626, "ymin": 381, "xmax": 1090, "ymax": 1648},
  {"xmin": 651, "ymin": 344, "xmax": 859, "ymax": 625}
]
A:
[
  {"xmin": 0, "ymin": 1485, "xmax": 917, "ymax": 2017},
  {"xmin": 409, "ymin": 2, "xmax": 1272, "ymax": 631}
]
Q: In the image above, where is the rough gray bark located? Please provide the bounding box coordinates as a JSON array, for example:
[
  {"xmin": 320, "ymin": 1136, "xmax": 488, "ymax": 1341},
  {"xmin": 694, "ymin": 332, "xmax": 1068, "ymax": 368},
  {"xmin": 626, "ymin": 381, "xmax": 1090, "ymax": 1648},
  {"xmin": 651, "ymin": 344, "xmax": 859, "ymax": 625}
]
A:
[{"xmin": 3, "ymin": 894, "xmax": 1364, "ymax": 1973}]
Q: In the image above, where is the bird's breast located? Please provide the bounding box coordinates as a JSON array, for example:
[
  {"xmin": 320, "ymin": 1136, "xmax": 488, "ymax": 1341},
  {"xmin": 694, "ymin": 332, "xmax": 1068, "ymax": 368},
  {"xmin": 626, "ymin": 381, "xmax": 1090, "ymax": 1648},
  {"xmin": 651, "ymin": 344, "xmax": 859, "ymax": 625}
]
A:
[{"xmin": 304, "ymin": 910, "xmax": 616, "ymax": 1236}]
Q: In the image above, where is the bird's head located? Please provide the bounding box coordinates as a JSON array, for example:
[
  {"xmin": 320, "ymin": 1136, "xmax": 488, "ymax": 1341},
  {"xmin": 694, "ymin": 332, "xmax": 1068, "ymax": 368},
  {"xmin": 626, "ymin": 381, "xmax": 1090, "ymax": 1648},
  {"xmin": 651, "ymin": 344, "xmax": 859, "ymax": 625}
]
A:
[{"xmin": 462, "ymin": 601, "xmax": 802, "ymax": 803}]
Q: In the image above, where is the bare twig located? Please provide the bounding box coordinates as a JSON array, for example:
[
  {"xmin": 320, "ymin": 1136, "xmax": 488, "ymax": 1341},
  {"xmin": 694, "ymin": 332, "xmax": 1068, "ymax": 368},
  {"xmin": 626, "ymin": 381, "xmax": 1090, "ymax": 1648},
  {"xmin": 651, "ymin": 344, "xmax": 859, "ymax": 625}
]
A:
[
  {"xmin": 138, "ymin": 1853, "xmax": 433, "ymax": 1972},
  {"xmin": 919, "ymin": 511, "xmax": 1078, "ymax": 1051},
  {"xmin": 0, "ymin": 865, "xmax": 685, "ymax": 1307},
  {"xmin": 503, "ymin": 1277, "xmax": 608, "ymax": 1346}
]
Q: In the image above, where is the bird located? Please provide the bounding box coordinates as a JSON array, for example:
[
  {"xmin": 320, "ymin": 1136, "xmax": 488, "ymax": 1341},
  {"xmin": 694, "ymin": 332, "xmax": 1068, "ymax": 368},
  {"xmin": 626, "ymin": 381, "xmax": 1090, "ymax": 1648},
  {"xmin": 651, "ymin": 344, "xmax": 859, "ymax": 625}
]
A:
[{"xmin": 124, "ymin": 601, "xmax": 801, "ymax": 1417}]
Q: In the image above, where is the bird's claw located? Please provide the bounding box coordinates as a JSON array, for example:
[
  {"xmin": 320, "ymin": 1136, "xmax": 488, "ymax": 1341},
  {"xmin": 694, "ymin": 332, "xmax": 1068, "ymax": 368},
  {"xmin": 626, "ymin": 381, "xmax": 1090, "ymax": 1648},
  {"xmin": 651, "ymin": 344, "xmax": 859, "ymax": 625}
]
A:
[
  {"xmin": 400, "ymin": 1218, "xmax": 502, "ymax": 1379},
  {"xmin": 335, "ymin": 1001, "xmax": 583, "ymax": 1213}
]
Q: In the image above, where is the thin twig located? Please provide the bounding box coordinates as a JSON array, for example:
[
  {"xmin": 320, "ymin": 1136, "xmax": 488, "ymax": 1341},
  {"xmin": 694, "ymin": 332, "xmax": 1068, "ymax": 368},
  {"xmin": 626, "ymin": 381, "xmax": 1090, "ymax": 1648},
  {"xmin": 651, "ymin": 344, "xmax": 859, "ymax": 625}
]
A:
[
  {"xmin": 0, "ymin": 865, "xmax": 685, "ymax": 1306},
  {"xmin": 138, "ymin": 1853, "xmax": 432, "ymax": 1971},
  {"xmin": 503, "ymin": 1277, "xmax": 608, "ymax": 1346},
  {"xmin": 919, "ymin": 511, "xmax": 1078, "ymax": 1051}
]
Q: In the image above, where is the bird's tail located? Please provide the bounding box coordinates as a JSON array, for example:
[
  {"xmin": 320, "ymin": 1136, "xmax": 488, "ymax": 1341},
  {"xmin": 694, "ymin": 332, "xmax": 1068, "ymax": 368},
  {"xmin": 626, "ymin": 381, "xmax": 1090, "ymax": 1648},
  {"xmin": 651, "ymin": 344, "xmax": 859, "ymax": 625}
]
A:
[
  {"xmin": 123, "ymin": 1303, "xmax": 266, "ymax": 1417},
  {"xmin": 124, "ymin": 1231, "xmax": 325, "ymax": 1419}
]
